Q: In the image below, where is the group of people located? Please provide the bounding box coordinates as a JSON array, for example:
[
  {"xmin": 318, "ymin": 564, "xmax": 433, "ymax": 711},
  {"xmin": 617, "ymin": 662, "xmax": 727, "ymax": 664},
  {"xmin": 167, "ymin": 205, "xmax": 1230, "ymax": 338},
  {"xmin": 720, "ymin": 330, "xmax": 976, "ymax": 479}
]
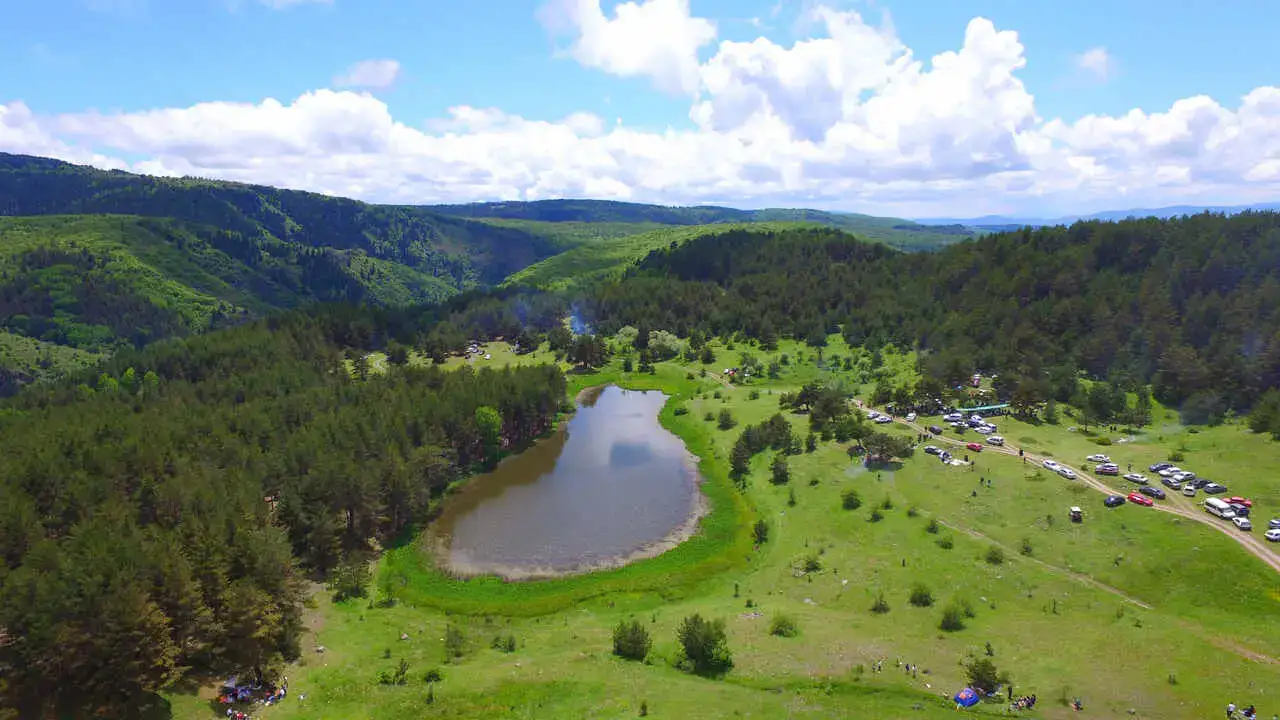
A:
[
  {"xmin": 1227, "ymin": 702, "xmax": 1265, "ymax": 719},
  {"xmin": 1010, "ymin": 694, "xmax": 1037, "ymax": 711},
  {"xmin": 219, "ymin": 677, "xmax": 289, "ymax": 715}
]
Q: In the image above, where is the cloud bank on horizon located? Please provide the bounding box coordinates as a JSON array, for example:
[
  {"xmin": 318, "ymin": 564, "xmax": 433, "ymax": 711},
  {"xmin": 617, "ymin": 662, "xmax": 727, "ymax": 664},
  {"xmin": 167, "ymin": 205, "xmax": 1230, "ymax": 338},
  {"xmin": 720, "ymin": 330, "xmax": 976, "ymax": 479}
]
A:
[{"xmin": 3, "ymin": 0, "xmax": 1279, "ymax": 217}]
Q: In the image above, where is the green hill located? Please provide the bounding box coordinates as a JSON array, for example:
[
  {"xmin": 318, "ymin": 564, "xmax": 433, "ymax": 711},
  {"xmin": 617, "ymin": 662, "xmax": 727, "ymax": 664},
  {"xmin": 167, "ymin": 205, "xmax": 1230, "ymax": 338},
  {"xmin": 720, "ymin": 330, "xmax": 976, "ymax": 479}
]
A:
[
  {"xmin": 0, "ymin": 152, "xmax": 568, "ymax": 289},
  {"xmin": 434, "ymin": 200, "xmax": 975, "ymax": 252},
  {"xmin": 501, "ymin": 222, "xmax": 818, "ymax": 290}
]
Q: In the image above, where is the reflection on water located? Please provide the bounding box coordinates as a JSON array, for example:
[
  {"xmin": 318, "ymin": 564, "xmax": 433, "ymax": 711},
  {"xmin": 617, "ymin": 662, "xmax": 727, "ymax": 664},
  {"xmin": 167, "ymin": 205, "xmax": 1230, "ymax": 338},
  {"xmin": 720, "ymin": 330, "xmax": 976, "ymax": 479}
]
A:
[{"xmin": 429, "ymin": 386, "xmax": 701, "ymax": 576}]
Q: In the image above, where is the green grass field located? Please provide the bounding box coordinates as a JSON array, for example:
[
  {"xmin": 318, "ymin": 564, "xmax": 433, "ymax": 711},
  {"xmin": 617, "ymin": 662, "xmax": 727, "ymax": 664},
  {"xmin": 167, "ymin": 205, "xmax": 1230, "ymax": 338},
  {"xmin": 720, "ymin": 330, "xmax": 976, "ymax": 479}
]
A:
[
  {"xmin": 500, "ymin": 222, "xmax": 817, "ymax": 291},
  {"xmin": 169, "ymin": 337, "xmax": 1280, "ymax": 720}
]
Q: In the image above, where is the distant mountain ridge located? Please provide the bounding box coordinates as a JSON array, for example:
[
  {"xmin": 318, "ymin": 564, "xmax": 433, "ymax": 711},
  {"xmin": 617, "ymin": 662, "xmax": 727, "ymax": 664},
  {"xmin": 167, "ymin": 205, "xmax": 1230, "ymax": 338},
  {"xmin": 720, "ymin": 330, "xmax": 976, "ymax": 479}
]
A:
[{"xmin": 917, "ymin": 201, "xmax": 1280, "ymax": 228}]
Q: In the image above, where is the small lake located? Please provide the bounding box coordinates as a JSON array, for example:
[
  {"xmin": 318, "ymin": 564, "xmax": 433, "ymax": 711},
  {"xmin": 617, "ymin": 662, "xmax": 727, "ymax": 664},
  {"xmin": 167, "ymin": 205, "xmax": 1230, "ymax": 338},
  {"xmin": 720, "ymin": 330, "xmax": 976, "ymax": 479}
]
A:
[{"xmin": 428, "ymin": 385, "xmax": 705, "ymax": 579}]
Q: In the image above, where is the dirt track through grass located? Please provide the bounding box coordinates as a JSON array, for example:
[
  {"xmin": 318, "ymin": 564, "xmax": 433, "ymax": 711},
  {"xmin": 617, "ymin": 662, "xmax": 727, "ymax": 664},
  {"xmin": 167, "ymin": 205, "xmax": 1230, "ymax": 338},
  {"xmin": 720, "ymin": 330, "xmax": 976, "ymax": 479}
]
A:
[{"xmin": 890, "ymin": 413, "xmax": 1280, "ymax": 575}]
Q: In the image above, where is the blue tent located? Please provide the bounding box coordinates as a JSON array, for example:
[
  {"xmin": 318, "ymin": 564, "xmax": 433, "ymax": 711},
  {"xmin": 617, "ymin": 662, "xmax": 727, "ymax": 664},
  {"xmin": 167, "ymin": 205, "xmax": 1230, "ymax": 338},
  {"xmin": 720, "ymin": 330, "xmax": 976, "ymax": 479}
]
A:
[{"xmin": 953, "ymin": 687, "xmax": 981, "ymax": 708}]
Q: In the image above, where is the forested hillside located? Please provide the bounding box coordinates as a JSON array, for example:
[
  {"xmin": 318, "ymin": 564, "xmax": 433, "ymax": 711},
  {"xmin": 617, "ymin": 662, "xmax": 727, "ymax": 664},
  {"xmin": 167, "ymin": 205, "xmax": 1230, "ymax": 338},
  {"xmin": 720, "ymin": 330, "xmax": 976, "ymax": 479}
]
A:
[
  {"xmin": 582, "ymin": 214, "xmax": 1280, "ymax": 417},
  {"xmin": 435, "ymin": 199, "xmax": 975, "ymax": 253},
  {"xmin": 0, "ymin": 309, "xmax": 567, "ymax": 717},
  {"xmin": 0, "ymin": 152, "xmax": 567, "ymax": 289}
]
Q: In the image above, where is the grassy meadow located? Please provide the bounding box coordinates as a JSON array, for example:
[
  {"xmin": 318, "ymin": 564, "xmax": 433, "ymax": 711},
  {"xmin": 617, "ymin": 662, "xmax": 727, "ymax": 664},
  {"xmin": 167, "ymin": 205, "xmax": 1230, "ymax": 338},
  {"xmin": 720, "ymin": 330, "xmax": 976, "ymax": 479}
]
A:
[{"xmin": 169, "ymin": 337, "xmax": 1280, "ymax": 720}]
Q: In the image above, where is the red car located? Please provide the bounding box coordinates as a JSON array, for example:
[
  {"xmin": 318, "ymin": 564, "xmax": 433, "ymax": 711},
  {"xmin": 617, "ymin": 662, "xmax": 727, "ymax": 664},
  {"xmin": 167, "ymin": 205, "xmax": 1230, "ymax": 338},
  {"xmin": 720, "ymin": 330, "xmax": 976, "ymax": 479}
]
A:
[
  {"xmin": 966, "ymin": 442, "xmax": 984, "ymax": 452},
  {"xmin": 1226, "ymin": 496, "xmax": 1253, "ymax": 507},
  {"xmin": 1127, "ymin": 492, "xmax": 1154, "ymax": 507}
]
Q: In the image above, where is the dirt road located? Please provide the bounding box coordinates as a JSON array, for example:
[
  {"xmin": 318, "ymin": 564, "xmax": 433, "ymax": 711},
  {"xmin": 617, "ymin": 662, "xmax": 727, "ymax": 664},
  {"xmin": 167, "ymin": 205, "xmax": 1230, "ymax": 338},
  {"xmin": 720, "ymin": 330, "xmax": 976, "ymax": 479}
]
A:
[{"xmin": 887, "ymin": 413, "xmax": 1280, "ymax": 575}]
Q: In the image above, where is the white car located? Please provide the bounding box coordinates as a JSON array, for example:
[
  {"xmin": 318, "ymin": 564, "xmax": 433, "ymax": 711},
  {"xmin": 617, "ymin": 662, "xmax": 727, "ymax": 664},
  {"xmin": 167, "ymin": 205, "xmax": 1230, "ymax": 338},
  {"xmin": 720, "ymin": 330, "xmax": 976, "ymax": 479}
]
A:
[
  {"xmin": 1233, "ymin": 516, "xmax": 1253, "ymax": 531},
  {"xmin": 970, "ymin": 414, "xmax": 984, "ymax": 423},
  {"xmin": 1042, "ymin": 459, "xmax": 1061, "ymax": 471},
  {"xmin": 986, "ymin": 435, "xmax": 1005, "ymax": 446},
  {"xmin": 1172, "ymin": 471, "xmax": 1196, "ymax": 482},
  {"xmin": 944, "ymin": 412, "xmax": 963, "ymax": 422},
  {"xmin": 874, "ymin": 415, "xmax": 893, "ymax": 424},
  {"xmin": 867, "ymin": 410, "xmax": 880, "ymax": 419},
  {"xmin": 1058, "ymin": 467, "xmax": 1078, "ymax": 480},
  {"xmin": 975, "ymin": 426, "xmax": 993, "ymax": 435},
  {"xmin": 1086, "ymin": 454, "xmax": 1111, "ymax": 463},
  {"xmin": 1158, "ymin": 468, "xmax": 1179, "ymax": 478},
  {"xmin": 1265, "ymin": 529, "xmax": 1280, "ymax": 542},
  {"xmin": 906, "ymin": 412, "xmax": 917, "ymax": 422},
  {"xmin": 1122, "ymin": 472, "xmax": 1147, "ymax": 483}
]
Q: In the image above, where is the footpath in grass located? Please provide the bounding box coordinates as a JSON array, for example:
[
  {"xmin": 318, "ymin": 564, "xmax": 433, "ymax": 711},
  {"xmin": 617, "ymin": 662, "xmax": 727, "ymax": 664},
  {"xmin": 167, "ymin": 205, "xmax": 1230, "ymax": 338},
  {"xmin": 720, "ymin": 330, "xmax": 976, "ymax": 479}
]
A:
[{"xmin": 172, "ymin": 336, "xmax": 1280, "ymax": 720}]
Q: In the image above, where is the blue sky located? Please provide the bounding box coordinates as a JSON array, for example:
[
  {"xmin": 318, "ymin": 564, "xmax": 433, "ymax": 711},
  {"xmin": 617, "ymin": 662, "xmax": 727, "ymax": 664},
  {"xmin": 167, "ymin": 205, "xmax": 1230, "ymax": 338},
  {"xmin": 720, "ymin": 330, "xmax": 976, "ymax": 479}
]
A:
[{"xmin": 3, "ymin": 0, "xmax": 1279, "ymax": 216}]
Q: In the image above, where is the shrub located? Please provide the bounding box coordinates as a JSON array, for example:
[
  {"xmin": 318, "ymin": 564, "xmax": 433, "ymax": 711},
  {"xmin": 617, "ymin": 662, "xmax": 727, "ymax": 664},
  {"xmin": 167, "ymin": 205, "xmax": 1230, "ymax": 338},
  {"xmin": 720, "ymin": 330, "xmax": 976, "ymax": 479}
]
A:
[
  {"xmin": 908, "ymin": 583, "xmax": 934, "ymax": 607},
  {"xmin": 717, "ymin": 409, "xmax": 736, "ymax": 430},
  {"xmin": 906, "ymin": 506, "xmax": 919, "ymax": 518},
  {"xmin": 490, "ymin": 634, "xmax": 517, "ymax": 653},
  {"xmin": 704, "ymin": 411, "xmax": 715, "ymax": 422},
  {"xmin": 1020, "ymin": 538, "xmax": 1033, "ymax": 556},
  {"xmin": 676, "ymin": 614, "xmax": 733, "ymax": 675},
  {"xmin": 769, "ymin": 614, "xmax": 799, "ymax": 638},
  {"xmin": 753, "ymin": 519, "xmax": 769, "ymax": 544},
  {"xmin": 841, "ymin": 489, "xmax": 862, "ymax": 510},
  {"xmin": 963, "ymin": 657, "xmax": 1002, "ymax": 695},
  {"xmin": 612, "ymin": 620, "xmax": 652, "ymax": 661},
  {"xmin": 870, "ymin": 592, "xmax": 890, "ymax": 614},
  {"xmin": 377, "ymin": 658, "xmax": 410, "ymax": 685},
  {"xmin": 713, "ymin": 390, "xmax": 723, "ymax": 399},
  {"xmin": 925, "ymin": 518, "xmax": 940, "ymax": 534},
  {"xmin": 881, "ymin": 496, "xmax": 894, "ymax": 510},
  {"xmin": 444, "ymin": 624, "xmax": 467, "ymax": 659},
  {"xmin": 771, "ymin": 455, "xmax": 790, "ymax": 484},
  {"xmin": 985, "ymin": 546, "xmax": 1005, "ymax": 565},
  {"xmin": 787, "ymin": 487, "xmax": 797, "ymax": 507},
  {"xmin": 868, "ymin": 509, "xmax": 884, "ymax": 523},
  {"xmin": 422, "ymin": 668, "xmax": 443, "ymax": 683},
  {"xmin": 673, "ymin": 405, "xmax": 689, "ymax": 416},
  {"xmin": 1168, "ymin": 451, "xmax": 1185, "ymax": 462},
  {"xmin": 640, "ymin": 700, "xmax": 649, "ymax": 716},
  {"xmin": 622, "ymin": 357, "xmax": 634, "ymax": 372},
  {"xmin": 749, "ymin": 389, "xmax": 760, "ymax": 400},
  {"xmin": 939, "ymin": 604, "xmax": 966, "ymax": 631},
  {"xmin": 328, "ymin": 562, "xmax": 371, "ymax": 602},
  {"xmin": 936, "ymin": 536, "xmax": 955, "ymax": 550},
  {"xmin": 1091, "ymin": 436, "xmax": 1112, "ymax": 446},
  {"xmin": 802, "ymin": 555, "xmax": 822, "ymax": 573}
]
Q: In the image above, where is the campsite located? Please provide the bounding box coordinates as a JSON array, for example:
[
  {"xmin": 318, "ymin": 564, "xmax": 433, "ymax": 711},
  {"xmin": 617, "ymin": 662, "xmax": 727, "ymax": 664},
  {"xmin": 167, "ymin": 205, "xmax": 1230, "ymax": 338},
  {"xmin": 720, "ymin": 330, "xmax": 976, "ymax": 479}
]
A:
[{"xmin": 162, "ymin": 335, "xmax": 1280, "ymax": 720}]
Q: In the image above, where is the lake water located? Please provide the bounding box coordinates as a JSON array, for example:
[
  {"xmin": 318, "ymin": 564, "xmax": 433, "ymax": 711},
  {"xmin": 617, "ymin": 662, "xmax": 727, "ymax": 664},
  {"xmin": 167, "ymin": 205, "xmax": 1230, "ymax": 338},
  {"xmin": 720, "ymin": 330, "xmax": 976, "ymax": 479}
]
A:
[{"xmin": 428, "ymin": 385, "xmax": 704, "ymax": 579}]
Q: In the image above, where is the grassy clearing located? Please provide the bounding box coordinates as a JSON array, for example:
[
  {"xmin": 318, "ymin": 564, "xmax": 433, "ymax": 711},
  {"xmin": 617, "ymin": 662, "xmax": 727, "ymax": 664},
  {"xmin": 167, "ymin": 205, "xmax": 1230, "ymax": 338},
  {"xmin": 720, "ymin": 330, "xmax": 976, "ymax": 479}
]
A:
[
  {"xmin": 0, "ymin": 329, "xmax": 102, "ymax": 381},
  {"xmin": 500, "ymin": 222, "xmax": 817, "ymax": 291},
  {"xmin": 170, "ymin": 336, "xmax": 1280, "ymax": 720}
]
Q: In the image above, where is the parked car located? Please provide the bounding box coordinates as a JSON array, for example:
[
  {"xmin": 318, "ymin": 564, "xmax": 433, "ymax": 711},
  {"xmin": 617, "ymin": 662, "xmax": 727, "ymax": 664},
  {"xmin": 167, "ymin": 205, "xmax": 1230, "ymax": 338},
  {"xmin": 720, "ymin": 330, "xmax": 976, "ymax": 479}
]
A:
[
  {"xmin": 1269, "ymin": 518, "xmax": 1280, "ymax": 530},
  {"xmin": 986, "ymin": 435, "xmax": 1005, "ymax": 446},
  {"xmin": 1127, "ymin": 492, "xmax": 1154, "ymax": 507},
  {"xmin": 1182, "ymin": 485, "xmax": 1198, "ymax": 497},
  {"xmin": 924, "ymin": 445, "xmax": 940, "ymax": 455},
  {"xmin": 874, "ymin": 415, "xmax": 893, "ymax": 424},
  {"xmin": 1161, "ymin": 477, "xmax": 1182, "ymax": 490},
  {"xmin": 1229, "ymin": 503, "xmax": 1251, "ymax": 517},
  {"xmin": 1149, "ymin": 461, "xmax": 1173, "ymax": 472},
  {"xmin": 1265, "ymin": 529, "xmax": 1280, "ymax": 542},
  {"xmin": 1058, "ymin": 468, "xmax": 1078, "ymax": 480},
  {"xmin": 1122, "ymin": 472, "xmax": 1146, "ymax": 483},
  {"xmin": 943, "ymin": 413, "xmax": 963, "ymax": 422},
  {"xmin": 975, "ymin": 426, "xmax": 993, "ymax": 435},
  {"xmin": 1096, "ymin": 464, "xmax": 1120, "ymax": 476},
  {"xmin": 970, "ymin": 414, "xmax": 984, "ymax": 423},
  {"xmin": 1139, "ymin": 486, "xmax": 1165, "ymax": 500},
  {"xmin": 1233, "ymin": 516, "xmax": 1253, "ymax": 531},
  {"xmin": 867, "ymin": 410, "xmax": 881, "ymax": 419},
  {"xmin": 1189, "ymin": 478, "xmax": 1211, "ymax": 489},
  {"xmin": 966, "ymin": 419, "xmax": 983, "ymax": 428},
  {"xmin": 1225, "ymin": 496, "xmax": 1253, "ymax": 508},
  {"xmin": 1086, "ymin": 454, "xmax": 1111, "ymax": 463},
  {"xmin": 1203, "ymin": 483, "xmax": 1228, "ymax": 494},
  {"xmin": 1104, "ymin": 495, "xmax": 1126, "ymax": 507},
  {"xmin": 939, "ymin": 451, "xmax": 952, "ymax": 462},
  {"xmin": 1042, "ymin": 459, "xmax": 1061, "ymax": 471},
  {"xmin": 928, "ymin": 425, "xmax": 943, "ymax": 435},
  {"xmin": 1172, "ymin": 471, "xmax": 1196, "ymax": 482},
  {"xmin": 1157, "ymin": 468, "xmax": 1179, "ymax": 478},
  {"xmin": 906, "ymin": 412, "xmax": 917, "ymax": 422},
  {"xmin": 966, "ymin": 442, "xmax": 984, "ymax": 452}
]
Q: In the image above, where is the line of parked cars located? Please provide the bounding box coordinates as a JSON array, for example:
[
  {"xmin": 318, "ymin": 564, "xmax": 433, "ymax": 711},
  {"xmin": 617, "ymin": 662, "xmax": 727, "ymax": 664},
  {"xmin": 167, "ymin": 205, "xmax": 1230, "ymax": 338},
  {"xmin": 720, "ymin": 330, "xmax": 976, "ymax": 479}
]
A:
[
  {"xmin": 942, "ymin": 412, "xmax": 999, "ymax": 436},
  {"xmin": 865, "ymin": 410, "xmax": 894, "ymax": 425}
]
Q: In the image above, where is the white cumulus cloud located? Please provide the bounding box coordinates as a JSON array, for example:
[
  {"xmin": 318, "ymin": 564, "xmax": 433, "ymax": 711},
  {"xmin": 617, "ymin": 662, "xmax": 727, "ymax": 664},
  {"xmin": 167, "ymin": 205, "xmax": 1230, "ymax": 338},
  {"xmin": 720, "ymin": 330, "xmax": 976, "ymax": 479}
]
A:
[
  {"xmin": 333, "ymin": 59, "xmax": 402, "ymax": 90},
  {"xmin": 1075, "ymin": 46, "xmax": 1113, "ymax": 82},
  {"xmin": 540, "ymin": 0, "xmax": 717, "ymax": 95},
  {"xmin": 4, "ymin": 6, "xmax": 1279, "ymax": 217}
]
